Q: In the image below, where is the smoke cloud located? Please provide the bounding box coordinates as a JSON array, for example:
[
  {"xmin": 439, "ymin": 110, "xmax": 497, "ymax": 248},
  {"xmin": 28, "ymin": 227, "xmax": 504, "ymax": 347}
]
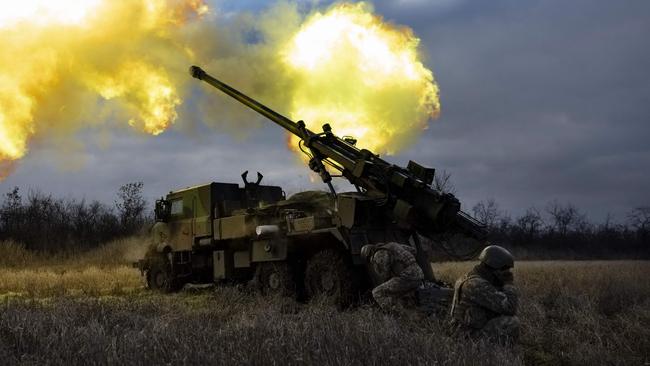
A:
[{"xmin": 0, "ymin": 1, "xmax": 439, "ymax": 180}]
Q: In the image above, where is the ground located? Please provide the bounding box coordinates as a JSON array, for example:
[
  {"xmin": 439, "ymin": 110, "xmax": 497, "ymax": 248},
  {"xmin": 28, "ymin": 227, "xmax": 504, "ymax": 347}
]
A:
[{"xmin": 0, "ymin": 240, "xmax": 648, "ymax": 365}]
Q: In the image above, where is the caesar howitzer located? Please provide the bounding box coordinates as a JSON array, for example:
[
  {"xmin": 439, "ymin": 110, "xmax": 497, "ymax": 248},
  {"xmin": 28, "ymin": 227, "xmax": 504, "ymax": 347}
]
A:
[
  {"xmin": 189, "ymin": 66, "xmax": 486, "ymax": 244},
  {"xmin": 131, "ymin": 65, "xmax": 488, "ymax": 306}
]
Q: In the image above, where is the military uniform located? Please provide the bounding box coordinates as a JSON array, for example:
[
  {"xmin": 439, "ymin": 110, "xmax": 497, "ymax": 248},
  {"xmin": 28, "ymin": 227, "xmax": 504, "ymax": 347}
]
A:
[
  {"xmin": 362, "ymin": 242, "xmax": 424, "ymax": 312},
  {"xmin": 449, "ymin": 245, "xmax": 520, "ymax": 342},
  {"xmin": 450, "ymin": 272, "xmax": 519, "ymax": 340}
]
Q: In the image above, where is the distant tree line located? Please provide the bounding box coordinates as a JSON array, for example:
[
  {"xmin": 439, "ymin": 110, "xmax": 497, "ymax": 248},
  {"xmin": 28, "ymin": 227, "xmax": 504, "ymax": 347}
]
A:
[
  {"xmin": 0, "ymin": 183, "xmax": 150, "ymax": 251},
  {"xmin": 472, "ymin": 199, "xmax": 650, "ymax": 259},
  {"xmin": 1, "ymin": 180, "xmax": 648, "ymax": 259}
]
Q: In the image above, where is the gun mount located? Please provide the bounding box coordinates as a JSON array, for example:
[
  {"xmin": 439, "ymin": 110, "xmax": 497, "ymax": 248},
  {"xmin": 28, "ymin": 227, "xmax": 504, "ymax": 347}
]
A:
[{"xmin": 189, "ymin": 65, "xmax": 486, "ymax": 243}]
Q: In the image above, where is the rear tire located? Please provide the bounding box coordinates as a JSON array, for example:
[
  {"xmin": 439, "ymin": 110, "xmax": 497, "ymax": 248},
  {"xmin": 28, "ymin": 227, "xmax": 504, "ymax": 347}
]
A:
[
  {"xmin": 304, "ymin": 249, "xmax": 358, "ymax": 308},
  {"xmin": 146, "ymin": 255, "xmax": 183, "ymax": 293},
  {"xmin": 254, "ymin": 262, "xmax": 296, "ymax": 297}
]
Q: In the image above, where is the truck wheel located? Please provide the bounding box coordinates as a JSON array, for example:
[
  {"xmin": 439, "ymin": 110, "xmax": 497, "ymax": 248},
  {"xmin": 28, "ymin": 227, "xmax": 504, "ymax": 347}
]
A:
[
  {"xmin": 305, "ymin": 249, "xmax": 357, "ymax": 308},
  {"xmin": 146, "ymin": 256, "xmax": 182, "ymax": 293},
  {"xmin": 254, "ymin": 262, "xmax": 295, "ymax": 297}
]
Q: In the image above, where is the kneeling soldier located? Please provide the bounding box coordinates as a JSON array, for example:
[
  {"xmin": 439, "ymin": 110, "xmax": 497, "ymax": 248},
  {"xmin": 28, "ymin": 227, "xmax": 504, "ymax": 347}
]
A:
[
  {"xmin": 361, "ymin": 242, "xmax": 424, "ymax": 312},
  {"xmin": 450, "ymin": 245, "xmax": 520, "ymax": 343}
]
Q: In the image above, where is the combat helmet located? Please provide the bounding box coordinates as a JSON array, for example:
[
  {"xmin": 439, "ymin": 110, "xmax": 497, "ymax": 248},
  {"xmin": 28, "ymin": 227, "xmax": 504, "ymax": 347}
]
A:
[{"xmin": 478, "ymin": 245, "xmax": 514, "ymax": 269}]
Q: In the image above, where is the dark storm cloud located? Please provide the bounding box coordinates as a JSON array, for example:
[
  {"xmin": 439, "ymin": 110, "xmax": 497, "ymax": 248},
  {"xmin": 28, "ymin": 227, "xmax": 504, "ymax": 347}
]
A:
[
  {"xmin": 2, "ymin": 0, "xmax": 649, "ymax": 223},
  {"xmin": 374, "ymin": 0, "xmax": 650, "ymax": 221}
]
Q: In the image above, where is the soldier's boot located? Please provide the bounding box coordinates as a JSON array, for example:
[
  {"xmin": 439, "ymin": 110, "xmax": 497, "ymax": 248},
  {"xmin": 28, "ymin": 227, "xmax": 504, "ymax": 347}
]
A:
[
  {"xmin": 481, "ymin": 315, "xmax": 520, "ymax": 344},
  {"xmin": 373, "ymin": 287, "xmax": 399, "ymax": 313}
]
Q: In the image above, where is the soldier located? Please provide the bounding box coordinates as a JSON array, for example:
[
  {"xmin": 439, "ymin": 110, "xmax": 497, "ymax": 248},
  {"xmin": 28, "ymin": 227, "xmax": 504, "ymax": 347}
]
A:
[
  {"xmin": 360, "ymin": 242, "xmax": 424, "ymax": 312},
  {"xmin": 450, "ymin": 245, "xmax": 519, "ymax": 343}
]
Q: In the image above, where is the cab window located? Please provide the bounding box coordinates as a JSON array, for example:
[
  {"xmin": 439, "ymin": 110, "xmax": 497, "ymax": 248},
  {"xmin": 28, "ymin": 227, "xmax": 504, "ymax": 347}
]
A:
[{"xmin": 170, "ymin": 199, "xmax": 183, "ymax": 216}]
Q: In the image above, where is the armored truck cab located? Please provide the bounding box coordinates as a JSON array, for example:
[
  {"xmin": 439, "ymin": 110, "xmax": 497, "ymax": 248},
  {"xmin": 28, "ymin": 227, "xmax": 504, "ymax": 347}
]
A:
[{"xmin": 140, "ymin": 178, "xmax": 286, "ymax": 290}]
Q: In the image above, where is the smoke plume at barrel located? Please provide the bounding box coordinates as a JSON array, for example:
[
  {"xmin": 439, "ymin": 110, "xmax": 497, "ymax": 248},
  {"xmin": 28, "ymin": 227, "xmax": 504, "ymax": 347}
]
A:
[{"xmin": 0, "ymin": 1, "xmax": 439, "ymax": 181}]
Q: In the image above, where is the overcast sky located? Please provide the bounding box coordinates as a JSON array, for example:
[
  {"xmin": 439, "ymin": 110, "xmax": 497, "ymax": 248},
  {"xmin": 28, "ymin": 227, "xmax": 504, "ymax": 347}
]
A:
[{"xmin": 2, "ymin": 0, "xmax": 649, "ymax": 223}]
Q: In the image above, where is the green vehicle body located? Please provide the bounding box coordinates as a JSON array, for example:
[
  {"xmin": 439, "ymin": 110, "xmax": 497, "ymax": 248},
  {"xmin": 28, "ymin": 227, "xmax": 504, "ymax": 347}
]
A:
[{"xmin": 137, "ymin": 178, "xmax": 423, "ymax": 302}]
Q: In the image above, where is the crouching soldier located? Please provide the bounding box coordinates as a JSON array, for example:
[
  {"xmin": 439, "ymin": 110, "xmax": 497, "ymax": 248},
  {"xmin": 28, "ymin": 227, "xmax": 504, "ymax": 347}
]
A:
[
  {"xmin": 450, "ymin": 245, "xmax": 520, "ymax": 343},
  {"xmin": 361, "ymin": 242, "xmax": 424, "ymax": 312}
]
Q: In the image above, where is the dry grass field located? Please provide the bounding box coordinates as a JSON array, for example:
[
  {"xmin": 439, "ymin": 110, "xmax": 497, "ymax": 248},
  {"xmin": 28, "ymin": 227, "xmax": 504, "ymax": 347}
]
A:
[{"xmin": 0, "ymin": 240, "xmax": 648, "ymax": 365}]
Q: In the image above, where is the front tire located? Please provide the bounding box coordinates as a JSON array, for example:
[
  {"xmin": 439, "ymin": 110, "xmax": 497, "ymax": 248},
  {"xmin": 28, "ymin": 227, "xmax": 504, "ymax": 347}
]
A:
[
  {"xmin": 304, "ymin": 249, "xmax": 359, "ymax": 308},
  {"xmin": 253, "ymin": 262, "xmax": 296, "ymax": 297},
  {"xmin": 146, "ymin": 255, "xmax": 183, "ymax": 293}
]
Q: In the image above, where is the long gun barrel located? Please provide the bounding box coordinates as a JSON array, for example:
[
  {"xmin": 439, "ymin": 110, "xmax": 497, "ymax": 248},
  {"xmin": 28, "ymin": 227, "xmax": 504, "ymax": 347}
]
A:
[
  {"xmin": 190, "ymin": 66, "xmax": 486, "ymax": 242},
  {"xmin": 190, "ymin": 66, "xmax": 301, "ymax": 137}
]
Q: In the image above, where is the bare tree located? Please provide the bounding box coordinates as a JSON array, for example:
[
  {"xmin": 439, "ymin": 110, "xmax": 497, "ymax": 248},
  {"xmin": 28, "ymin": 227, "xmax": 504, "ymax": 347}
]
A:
[
  {"xmin": 628, "ymin": 207, "xmax": 650, "ymax": 230},
  {"xmin": 472, "ymin": 198, "xmax": 501, "ymax": 228},
  {"xmin": 601, "ymin": 212, "xmax": 614, "ymax": 231},
  {"xmin": 433, "ymin": 170, "xmax": 456, "ymax": 195},
  {"xmin": 0, "ymin": 187, "xmax": 23, "ymax": 236},
  {"xmin": 628, "ymin": 206, "xmax": 650, "ymax": 241},
  {"xmin": 115, "ymin": 182, "xmax": 147, "ymax": 234},
  {"xmin": 516, "ymin": 207, "xmax": 544, "ymax": 238},
  {"xmin": 546, "ymin": 200, "xmax": 585, "ymax": 236}
]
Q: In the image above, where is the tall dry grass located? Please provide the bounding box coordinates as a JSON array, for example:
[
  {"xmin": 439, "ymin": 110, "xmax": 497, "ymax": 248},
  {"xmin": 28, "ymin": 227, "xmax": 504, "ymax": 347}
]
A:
[
  {"xmin": 0, "ymin": 239, "xmax": 145, "ymax": 297},
  {"xmin": 0, "ymin": 240, "xmax": 647, "ymax": 365},
  {"xmin": 0, "ymin": 237, "xmax": 148, "ymax": 268}
]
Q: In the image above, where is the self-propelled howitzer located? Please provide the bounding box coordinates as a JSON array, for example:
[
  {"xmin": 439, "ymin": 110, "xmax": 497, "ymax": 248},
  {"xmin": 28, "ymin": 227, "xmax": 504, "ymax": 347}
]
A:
[{"xmin": 189, "ymin": 66, "xmax": 486, "ymax": 245}]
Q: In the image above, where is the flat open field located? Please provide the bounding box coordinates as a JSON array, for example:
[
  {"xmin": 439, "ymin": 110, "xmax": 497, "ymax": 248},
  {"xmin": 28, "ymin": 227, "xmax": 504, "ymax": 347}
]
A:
[{"xmin": 0, "ymin": 241, "xmax": 648, "ymax": 365}]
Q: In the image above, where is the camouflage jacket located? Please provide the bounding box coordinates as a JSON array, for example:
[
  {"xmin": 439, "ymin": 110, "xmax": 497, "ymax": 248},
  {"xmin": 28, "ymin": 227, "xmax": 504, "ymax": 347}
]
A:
[
  {"xmin": 450, "ymin": 273, "xmax": 518, "ymax": 330},
  {"xmin": 370, "ymin": 242, "xmax": 419, "ymax": 282}
]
